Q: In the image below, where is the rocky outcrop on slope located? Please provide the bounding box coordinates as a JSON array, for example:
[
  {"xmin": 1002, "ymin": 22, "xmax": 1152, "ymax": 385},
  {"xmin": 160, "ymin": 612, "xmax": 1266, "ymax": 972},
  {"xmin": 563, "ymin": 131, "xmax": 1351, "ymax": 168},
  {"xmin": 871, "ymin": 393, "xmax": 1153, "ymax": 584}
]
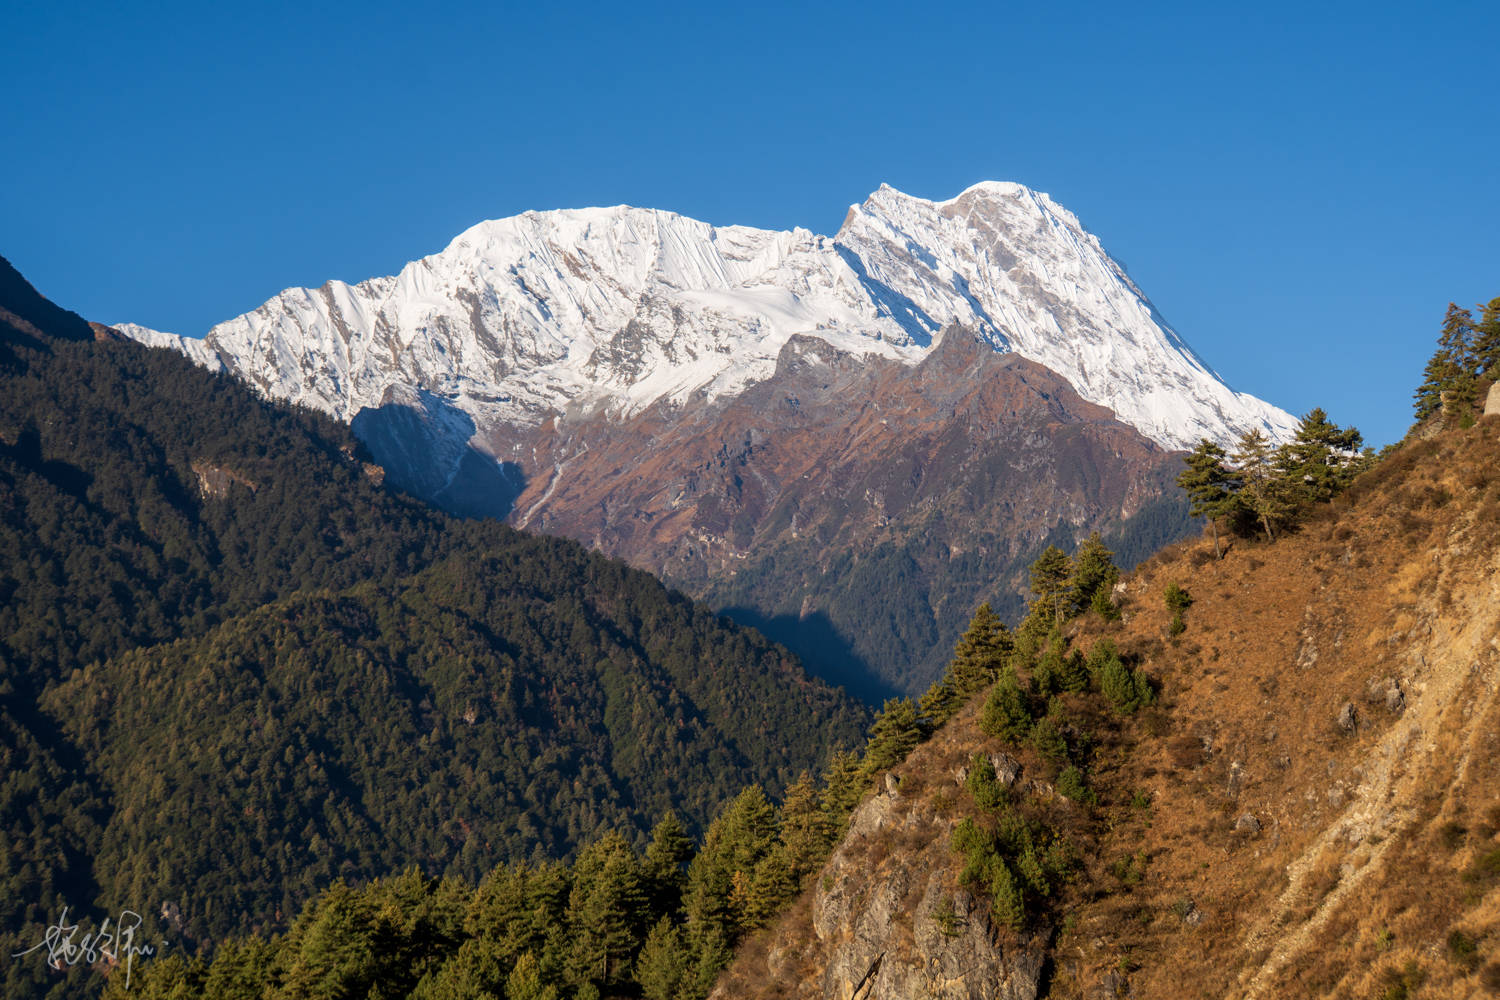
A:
[
  {"xmin": 810, "ymin": 792, "xmax": 1046, "ymax": 1000},
  {"xmin": 714, "ymin": 739, "xmax": 1054, "ymax": 1000}
]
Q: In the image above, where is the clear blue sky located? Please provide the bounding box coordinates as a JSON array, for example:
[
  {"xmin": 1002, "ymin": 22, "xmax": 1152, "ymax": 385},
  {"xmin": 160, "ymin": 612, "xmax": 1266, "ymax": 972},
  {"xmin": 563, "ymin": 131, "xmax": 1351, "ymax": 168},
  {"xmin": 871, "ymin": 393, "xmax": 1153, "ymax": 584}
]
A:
[{"xmin": 5, "ymin": 0, "xmax": 1497, "ymax": 448}]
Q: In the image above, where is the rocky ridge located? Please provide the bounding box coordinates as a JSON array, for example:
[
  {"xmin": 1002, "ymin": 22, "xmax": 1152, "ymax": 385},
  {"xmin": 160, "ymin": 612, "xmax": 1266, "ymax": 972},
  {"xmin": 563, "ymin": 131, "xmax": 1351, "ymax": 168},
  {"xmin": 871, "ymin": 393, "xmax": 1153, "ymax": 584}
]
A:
[{"xmin": 501, "ymin": 325, "xmax": 1188, "ymax": 694}]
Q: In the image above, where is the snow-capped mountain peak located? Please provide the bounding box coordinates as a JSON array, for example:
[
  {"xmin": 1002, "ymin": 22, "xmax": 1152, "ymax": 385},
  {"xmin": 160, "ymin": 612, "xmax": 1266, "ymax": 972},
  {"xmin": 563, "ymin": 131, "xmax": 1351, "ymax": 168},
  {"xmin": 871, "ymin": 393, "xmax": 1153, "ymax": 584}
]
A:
[{"xmin": 125, "ymin": 183, "xmax": 1295, "ymax": 452}]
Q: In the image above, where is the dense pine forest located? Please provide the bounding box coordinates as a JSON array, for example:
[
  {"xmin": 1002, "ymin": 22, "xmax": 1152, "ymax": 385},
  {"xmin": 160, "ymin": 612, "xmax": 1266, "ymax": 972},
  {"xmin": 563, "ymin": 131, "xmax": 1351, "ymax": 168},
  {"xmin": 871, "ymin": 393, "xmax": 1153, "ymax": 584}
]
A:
[
  {"xmin": 0, "ymin": 258, "xmax": 867, "ymax": 999},
  {"xmin": 101, "ymin": 522, "xmax": 1135, "ymax": 1000}
]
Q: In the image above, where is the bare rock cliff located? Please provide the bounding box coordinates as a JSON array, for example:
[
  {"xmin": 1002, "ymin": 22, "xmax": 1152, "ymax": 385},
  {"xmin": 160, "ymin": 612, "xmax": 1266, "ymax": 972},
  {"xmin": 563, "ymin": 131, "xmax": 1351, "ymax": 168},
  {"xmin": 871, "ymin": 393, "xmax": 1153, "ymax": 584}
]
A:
[{"xmin": 811, "ymin": 789, "xmax": 1046, "ymax": 1000}]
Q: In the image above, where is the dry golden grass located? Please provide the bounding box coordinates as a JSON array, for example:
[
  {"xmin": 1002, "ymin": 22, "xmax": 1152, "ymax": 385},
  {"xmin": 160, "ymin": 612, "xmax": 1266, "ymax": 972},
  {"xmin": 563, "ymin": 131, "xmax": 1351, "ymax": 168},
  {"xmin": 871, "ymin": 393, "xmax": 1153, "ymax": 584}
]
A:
[{"xmin": 716, "ymin": 419, "xmax": 1500, "ymax": 999}]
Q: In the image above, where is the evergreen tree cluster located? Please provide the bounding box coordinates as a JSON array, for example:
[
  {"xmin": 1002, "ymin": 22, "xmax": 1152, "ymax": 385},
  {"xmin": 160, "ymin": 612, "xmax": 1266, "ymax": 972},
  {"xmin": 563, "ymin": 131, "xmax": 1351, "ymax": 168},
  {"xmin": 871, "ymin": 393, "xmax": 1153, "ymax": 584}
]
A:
[
  {"xmin": 1021, "ymin": 532, "xmax": 1122, "ymax": 633},
  {"xmin": 1413, "ymin": 297, "xmax": 1500, "ymax": 422},
  {"xmin": 1177, "ymin": 408, "xmax": 1368, "ymax": 552},
  {"xmin": 950, "ymin": 777, "xmax": 1078, "ymax": 932},
  {"xmin": 937, "ymin": 541, "xmax": 1157, "ymax": 934}
]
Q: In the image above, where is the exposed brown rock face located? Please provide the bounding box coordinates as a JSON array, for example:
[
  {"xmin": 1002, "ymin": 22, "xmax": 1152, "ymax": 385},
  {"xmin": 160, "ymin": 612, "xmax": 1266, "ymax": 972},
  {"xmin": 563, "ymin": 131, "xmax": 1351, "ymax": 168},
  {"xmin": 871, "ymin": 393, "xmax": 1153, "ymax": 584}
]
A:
[
  {"xmin": 486, "ymin": 327, "xmax": 1187, "ymax": 695},
  {"xmin": 88, "ymin": 321, "xmax": 130, "ymax": 342},
  {"xmin": 188, "ymin": 459, "xmax": 258, "ymax": 499},
  {"xmin": 810, "ymin": 792, "xmax": 1046, "ymax": 1000}
]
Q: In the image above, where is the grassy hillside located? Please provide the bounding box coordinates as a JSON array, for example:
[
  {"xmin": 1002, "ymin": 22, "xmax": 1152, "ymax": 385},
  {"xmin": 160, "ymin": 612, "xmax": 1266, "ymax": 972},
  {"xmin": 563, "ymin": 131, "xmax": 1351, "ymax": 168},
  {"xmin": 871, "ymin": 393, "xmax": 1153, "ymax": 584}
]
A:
[{"xmin": 713, "ymin": 404, "xmax": 1500, "ymax": 997}]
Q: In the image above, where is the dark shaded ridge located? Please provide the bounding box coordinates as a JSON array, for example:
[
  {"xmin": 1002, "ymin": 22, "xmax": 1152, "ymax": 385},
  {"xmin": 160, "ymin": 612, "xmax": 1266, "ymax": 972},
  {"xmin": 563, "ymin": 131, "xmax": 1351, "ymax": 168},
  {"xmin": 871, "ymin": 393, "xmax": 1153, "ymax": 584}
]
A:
[
  {"xmin": 719, "ymin": 607, "xmax": 901, "ymax": 704},
  {"xmin": 0, "ymin": 254, "xmax": 96, "ymax": 344},
  {"xmin": 352, "ymin": 391, "xmax": 526, "ymax": 520}
]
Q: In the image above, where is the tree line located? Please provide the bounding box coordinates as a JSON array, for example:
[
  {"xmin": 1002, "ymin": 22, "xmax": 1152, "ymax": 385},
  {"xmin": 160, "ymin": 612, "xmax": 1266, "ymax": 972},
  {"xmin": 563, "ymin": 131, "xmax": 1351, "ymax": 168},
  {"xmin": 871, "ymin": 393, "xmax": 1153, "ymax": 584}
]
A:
[
  {"xmin": 1176, "ymin": 409, "xmax": 1367, "ymax": 555},
  {"xmin": 1176, "ymin": 294, "xmax": 1499, "ymax": 557}
]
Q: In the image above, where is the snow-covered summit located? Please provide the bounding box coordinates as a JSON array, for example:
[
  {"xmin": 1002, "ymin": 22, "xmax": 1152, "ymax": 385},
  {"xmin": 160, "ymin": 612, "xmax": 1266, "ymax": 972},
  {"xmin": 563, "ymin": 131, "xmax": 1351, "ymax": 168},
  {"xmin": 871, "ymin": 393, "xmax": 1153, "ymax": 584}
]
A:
[
  {"xmin": 126, "ymin": 183, "xmax": 1296, "ymax": 450},
  {"xmin": 830, "ymin": 182, "xmax": 1295, "ymax": 447}
]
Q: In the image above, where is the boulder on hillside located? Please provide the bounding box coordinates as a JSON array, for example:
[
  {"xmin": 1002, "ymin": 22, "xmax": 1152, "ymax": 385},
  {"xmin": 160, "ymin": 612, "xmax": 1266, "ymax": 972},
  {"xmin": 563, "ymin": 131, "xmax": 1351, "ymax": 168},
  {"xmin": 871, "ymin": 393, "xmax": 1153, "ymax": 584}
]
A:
[{"xmin": 1365, "ymin": 675, "xmax": 1405, "ymax": 716}]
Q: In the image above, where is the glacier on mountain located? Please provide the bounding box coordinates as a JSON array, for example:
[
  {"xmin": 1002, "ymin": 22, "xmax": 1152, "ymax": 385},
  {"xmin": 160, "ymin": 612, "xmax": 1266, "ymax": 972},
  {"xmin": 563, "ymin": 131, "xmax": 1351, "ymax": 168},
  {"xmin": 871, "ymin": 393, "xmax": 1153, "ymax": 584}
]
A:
[{"xmin": 124, "ymin": 182, "xmax": 1296, "ymax": 452}]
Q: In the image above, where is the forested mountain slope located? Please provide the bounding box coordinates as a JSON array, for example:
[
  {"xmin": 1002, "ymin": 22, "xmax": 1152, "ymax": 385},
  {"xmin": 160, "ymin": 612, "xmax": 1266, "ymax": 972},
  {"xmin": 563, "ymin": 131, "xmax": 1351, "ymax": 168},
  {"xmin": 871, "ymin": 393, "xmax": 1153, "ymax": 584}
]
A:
[
  {"xmin": 40, "ymin": 539, "xmax": 858, "ymax": 945},
  {"xmin": 0, "ymin": 257, "xmax": 866, "ymax": 999}
]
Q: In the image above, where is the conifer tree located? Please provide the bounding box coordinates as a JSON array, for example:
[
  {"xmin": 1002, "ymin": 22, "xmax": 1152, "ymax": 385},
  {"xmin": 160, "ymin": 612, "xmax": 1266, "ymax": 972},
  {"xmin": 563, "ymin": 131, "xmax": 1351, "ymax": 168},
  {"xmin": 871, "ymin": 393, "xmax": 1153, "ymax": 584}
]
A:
[
  {"xmin": 1415, "ymin": 302, "xmax": 1477, "ymax": 419},
  {"xmin": 1474, "ymin": 296, "xmax": 1500, "ymax": 382},
  {"xmin": 1029, "ymin": 711, "xmax": 1069, "ymax": 762},
  {"xmin": 565, "ymin": 832, "xmax": 646, "ymax": 991},
  {"xmin": 774, "ymin": 773, "xmax": 831, "ymax": 883},
  {"xmin": 818, "ymin": 748, "xmax": 865, "ymax": 828},
  {"xmin": 861, "ymin": 697, "xmax": 923, "ymax": 778},
  {"xmin": 1278, "ymin": 408, "xmax": 1363, "ymax": 504},
  {"xmin": 683, "ymin": 785, "xmax": 777, "ymax": 940},
  {"xmin": 988, "ymin": 859, "xmax": 1026, "ymax": 931},
  {"xmin": 407, "ymin": 937, "xmax": 510, "ymax": 1000},
  {"xmin": 467, "ymin": 865, "xmax": 531, "ymax": 948},
  {"xmin": 1232, "ymin": 428, "xmax": 1292, "ymax": 541},
  {"xmin": 1068, "ymin": 531, "xmax": 1120, "ymax": 615},
  {"xmin": 686, "ymin": 926, "xmax": 732, "ymax": 999},
  {"xmin": 1177, "ymin": 438, "xmax": 1242, "ymax": 558},
  {"xmin": 524, "ymin": 863, "xmax": 572, "ymax": 978},
  {"xmin": 919, "ymin": 603, "xmax": 1012, "ymax": 726},
  {"xmin": 642, "ymin": 814, "xmax": 695, "ymax": 917},
  {"xmin": 1060, "ymin": 645, "xmax": 1090, "ymax": 694},
  {"xmin": 979, "ymin": 666, "xmax": 1033, "ymax": 743},
  {"xmin": 1030, "ymin": 633, "xmax": 1067, "ymax": 698},
  {"xmin": 506, "ymin": 952, "xmax": 559, "ymax": 1000},
  {"xmin": 1097, "ymin": 652, "xmax": 1153, "ymax": 714},
  {"xmin": 635, "ymin": 918, "xmax": 690, "ymax": 1000},
  {"xmin": 1164, "ymin": 582, "xmax": 1193, "ymax": 636},
  {"xmin": 742, "ymin": 850, "xmax": 796, "ymax": 928},
  {"xmin": 1028, "ymin": 545, "xmax": 1073, "ymax": 627},
  {"xmin": 277, "ymin": 881, "xmax": 381, "ymax": 998}
]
